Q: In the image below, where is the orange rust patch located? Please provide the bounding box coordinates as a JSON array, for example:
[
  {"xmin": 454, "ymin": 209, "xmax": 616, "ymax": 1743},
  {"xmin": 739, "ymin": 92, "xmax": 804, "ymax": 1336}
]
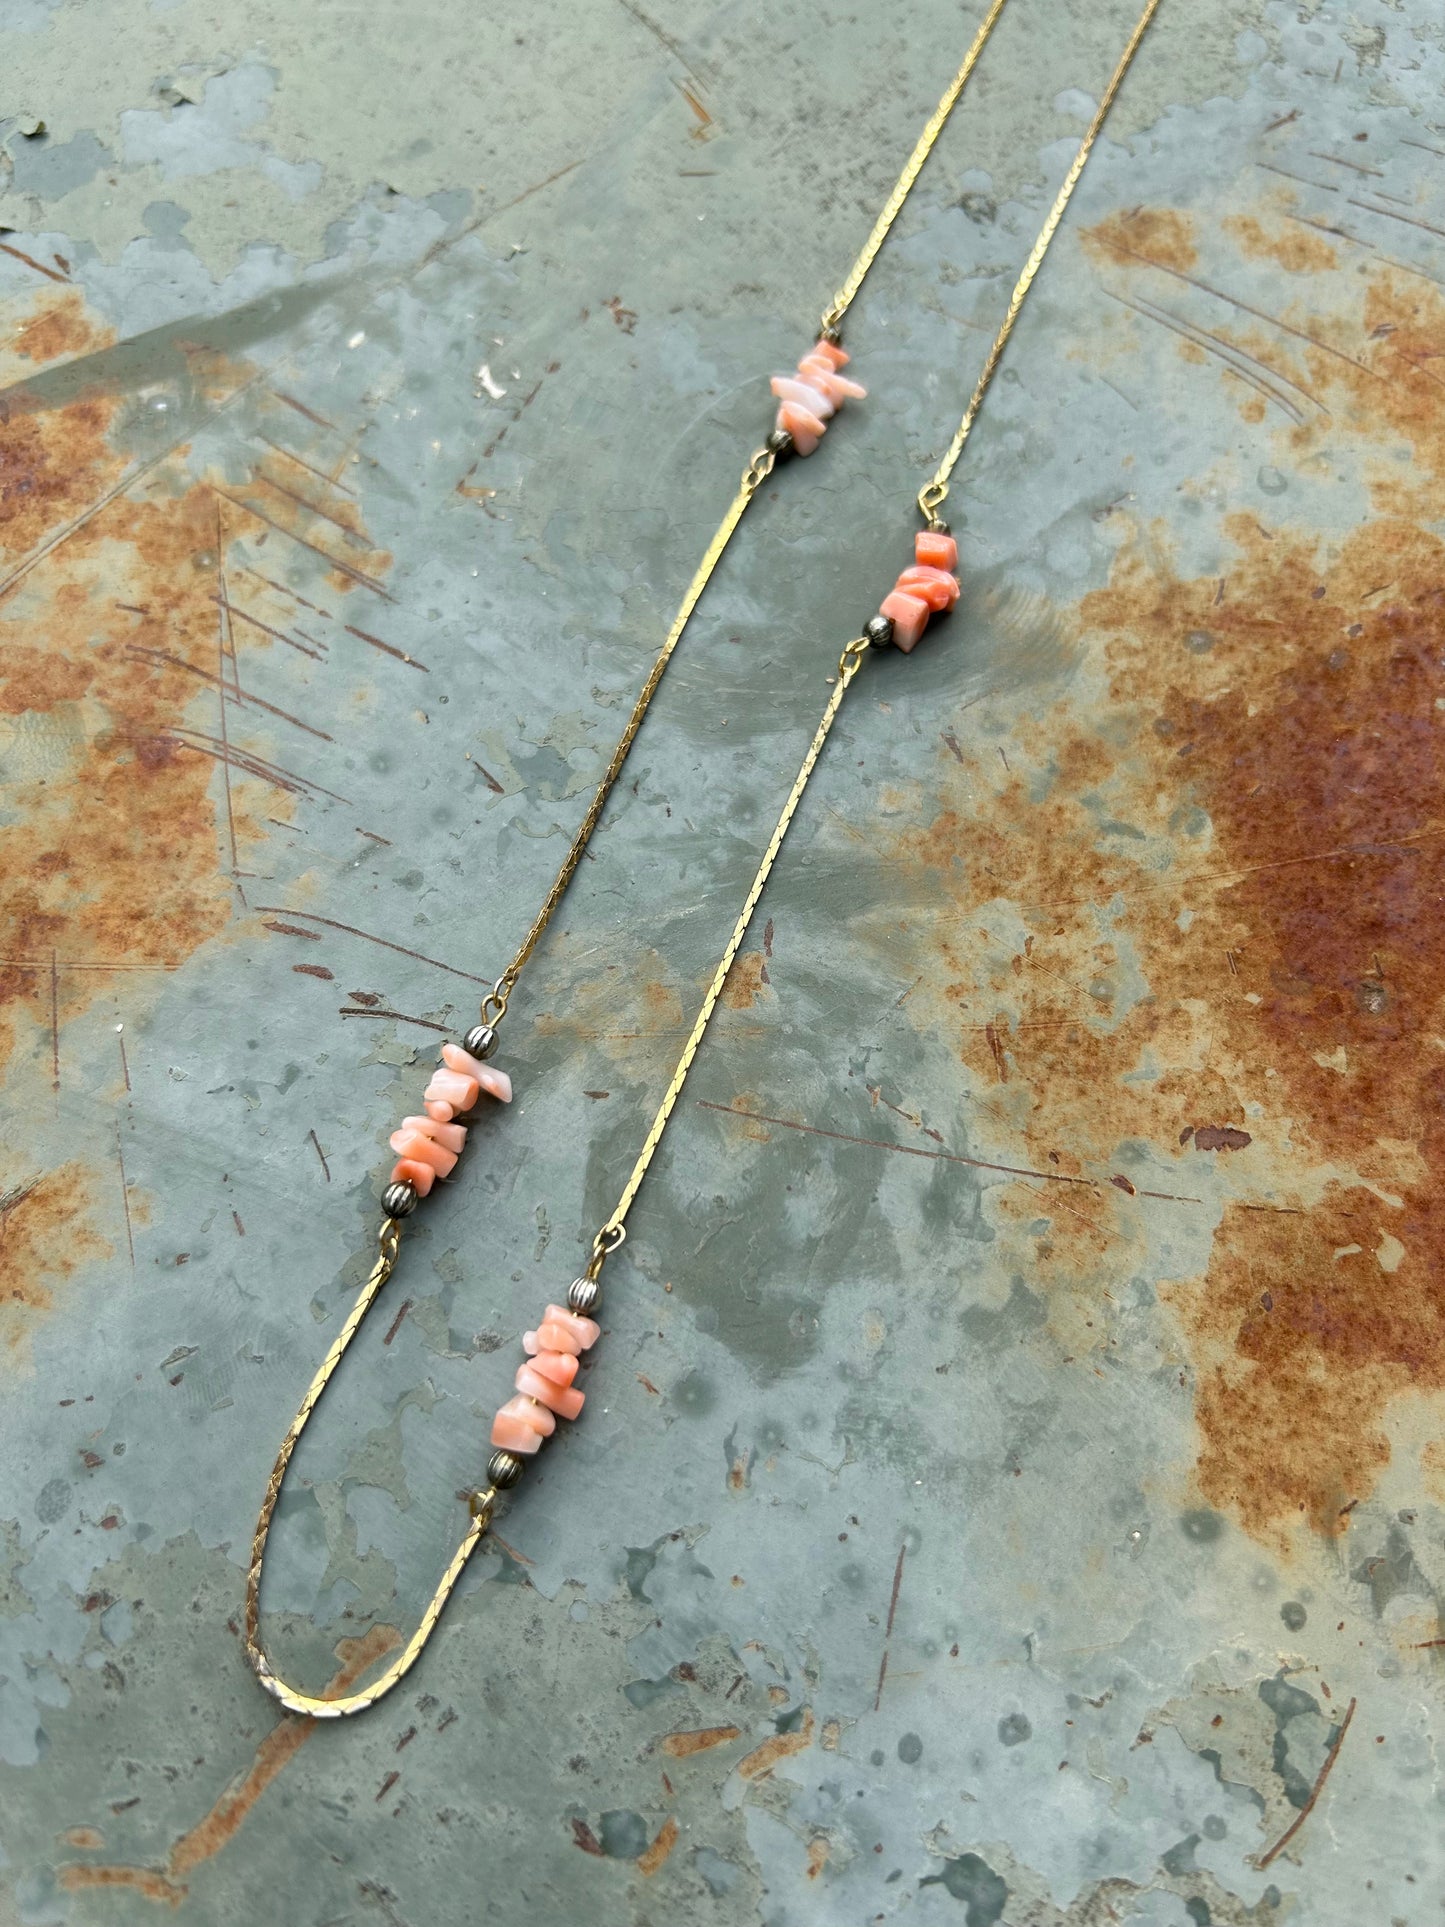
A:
[
  {"xmin": 0, "ymin": 302, "xmax": 397, "ymax": 1083},
  {"xmin": 223, "ymin": 460, "xmax": 392, "ymax": 604},
  {"xmin": 8, "ymin": 288, "xmax": 114, "ymax": 372},
  {"xmin": 1164, "ymin": 1194, "xmax": 1407, "ymax": 1537},
  {"xmin": 57, "ymin": 1864, "xmax": 185, "ymax": 1906},
  {"xmin": 881, "ymin": 224, "xmax": 1445, "ymax": 1545},
  {"xmin": 637, "ymin": 1815, "xmax": 679, "ymax": 1877},
  {"xmin": 735, "ymin": 1708, "xmax": 814, "ymax": 1781},
  {"xmin": 0, "ymin": 407, "xmax": 243, "ymax": 1068},
  {"xmin": 660, "ymin": 1722, "xmax": 742, "ymax": 1758},
  {"xmin": 0, "ymin": 1165, "xmax": 111, "ymax": 1351},
  {"xmin": 1082, "ymin": 205, "xmax": 1197, "ymax": 273},
  {"xmin": 532, "ymin": 956, "xmax": 684, "ymax": 1049},
  {"xmin": 721, "ymin": 949, "xmax": 769, "ymax": 1010},
  {"xmin": 60, "ymin": 1622, "xmax": 402, "ymax": 1906},
  {"xmin": 1222, "ymin": 211, "xmax": 1338, "ymax": 276}
]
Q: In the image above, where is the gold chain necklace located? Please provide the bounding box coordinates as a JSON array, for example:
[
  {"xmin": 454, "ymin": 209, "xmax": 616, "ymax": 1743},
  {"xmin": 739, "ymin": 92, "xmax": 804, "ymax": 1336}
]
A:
[{"xmin": 246, "ymin": 0, "xmax": 1160, "ymax": 1718}]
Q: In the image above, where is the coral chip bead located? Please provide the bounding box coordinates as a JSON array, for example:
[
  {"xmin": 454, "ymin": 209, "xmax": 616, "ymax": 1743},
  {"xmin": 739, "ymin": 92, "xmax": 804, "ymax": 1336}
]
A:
[
  {"xmin": 915, "ymin": 529, "xmax": 959, "ymax": 571},
  {"xmin": 879, "ymin": 589, "xmax": 930, "ymax": 652}
]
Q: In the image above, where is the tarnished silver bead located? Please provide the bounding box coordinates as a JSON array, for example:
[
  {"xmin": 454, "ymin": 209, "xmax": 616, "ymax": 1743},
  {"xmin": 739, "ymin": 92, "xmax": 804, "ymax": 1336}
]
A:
[
  {"xmin": 766, "ymin": 427, "xmax": 794, "ymax": 458},
  {"xmin": 486, "ymin": 1449, "xmax": 524, "ymax": 1490},
  {"xmin": 382, "ymin": 1179, "xmax": 418, "ymax": 1218},
  {"xmin": 567, "ymin": 1276, "xmax": 601, "ymax": 1317},
  {"xmin": 462, "ymin": 1023, "xmax": 499, "ymax": 1061},
  {"xmin": 820, "ymin": 324, "xmax": 843, "ymax": 345},
  {"xmin": 865, "ymin": 613, "xmax": 895, "ymax": 650}
]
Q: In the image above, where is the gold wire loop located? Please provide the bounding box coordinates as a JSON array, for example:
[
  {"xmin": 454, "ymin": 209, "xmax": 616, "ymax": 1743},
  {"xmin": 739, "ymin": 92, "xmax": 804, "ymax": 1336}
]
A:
[
  {"xmin": 587, "ymin": 1223, "xmax": 627, "ymax": 1279},
  {"xmin": 479, "ymin": 985, "xmax": 509, "ymax": 1026},
  {"xmin": 744, "ymin": 445, "xmax": 777, "ymax": 491},
  {"xmin": 917, "ymin": 479, "xmax": 949, "ymax": 527},
  {"xmin": 838, "ymin": 635, "xmax": 869, "ymax": 678}
]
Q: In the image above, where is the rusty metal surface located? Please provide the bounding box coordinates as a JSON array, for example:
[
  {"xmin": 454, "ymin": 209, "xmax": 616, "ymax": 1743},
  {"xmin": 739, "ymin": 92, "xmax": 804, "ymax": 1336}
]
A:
[{"xmin": 2, "ymin": 0, "xmax": 1444, "ymax": 1920}]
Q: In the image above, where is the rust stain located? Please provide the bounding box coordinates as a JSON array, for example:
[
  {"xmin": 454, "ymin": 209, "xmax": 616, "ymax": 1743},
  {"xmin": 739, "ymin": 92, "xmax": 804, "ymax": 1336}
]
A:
[
  {"xmin": 1223, "ymin": 209, "xmax": 1339, "ymax": 275},
  {"xmin": 532, "ymin": 955, "xmax": 684, "ymax": 1049},
  {"xmin": 735, "ymin": 1708, "xmax": 814, "ymax": 1781},
  {"xmin": 1, "ymin": 288, "xmax": 114, "ymax": 384},
  {"xmin": 721, "ymin": 950, "xmax": 769, "ymax": 1010},
  {"xmin": 0, "ymin": 296, "xmax": 397, "ymax": 1312},
  {"xmin": 882, "ymin": 221, "xmax": 1445, "ymax": 1545},
  {"xmin": 0, "ymin": 344, "xmax": 245, "ymax": 1073},
  {"xmin": 637, "ymin": 1814, "xmax": 679, "ymax": 1877},
  {"xmin": 59, "ymin": 1622, "xmax": 402, "ymax": 1906},
  {"xmin": 805, "ymin": 1835, "xmax": 830, "ymax": 1879},
  {"xmin": 659, "ymin": 1722, "xmax": 742, "ymax": 1758},
  {"xmin": 0, "ymin": 1165, "xmax": 111, "ymax": 1354},
  {"xmin": 221, "ymin": 464, "xmax": 392, "ymax": 605},
  {"xmin": 1084, "ymin": 205, "xmax": 1198, "ymax": 273}
]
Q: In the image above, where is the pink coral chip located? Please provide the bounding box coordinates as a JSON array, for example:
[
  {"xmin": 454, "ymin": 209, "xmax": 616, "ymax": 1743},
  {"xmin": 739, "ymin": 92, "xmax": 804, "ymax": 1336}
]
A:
[
  {"xmin": 515, "ymin": 1361, "xmax": 585, "ymax": 1421},
  {"xmin": 491, "ymin": 1394, "xmax": 554, "ymax": 1453},
  {"xmin": 880, "ymin": 589, "xmax": 931, "ymax": 652},
  {"xmin": 390, "ymin": 1157, "xmax": 435, "ymax": 1197}
]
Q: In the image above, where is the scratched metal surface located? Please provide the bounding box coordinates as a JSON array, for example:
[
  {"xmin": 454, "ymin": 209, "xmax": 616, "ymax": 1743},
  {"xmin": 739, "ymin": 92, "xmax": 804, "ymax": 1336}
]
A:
[{"xmin": 2, "ymin": 0, "xmax": 1444, "ymax": 1921}]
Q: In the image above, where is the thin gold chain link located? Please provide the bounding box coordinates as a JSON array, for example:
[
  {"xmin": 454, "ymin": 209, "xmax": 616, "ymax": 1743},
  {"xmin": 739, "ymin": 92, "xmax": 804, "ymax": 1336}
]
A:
[
  {"xmin": 487, "ymin": 448, "xmax": 773, "ymax": 1019},
  {"xmin": 245, "ymin": 1219, "xmax": 497, "ymax": 1716},
  {"xmin": 820, "ymin": 0, "xmax": 1011, "ymax": 335},
  {"xmin": 918, "ymin": 0, "xmax": 1161, "ymax": 525},
  {"xmin": 603, "ymin": 638, "xmax": 869, "ymax": 1235}
]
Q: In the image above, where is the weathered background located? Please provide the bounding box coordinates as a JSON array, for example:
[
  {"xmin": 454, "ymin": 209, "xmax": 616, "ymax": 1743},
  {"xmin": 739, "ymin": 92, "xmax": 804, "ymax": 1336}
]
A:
[{"xmin": 2, "ymin": 0, "xmax": 1444, "ymax": 1920}]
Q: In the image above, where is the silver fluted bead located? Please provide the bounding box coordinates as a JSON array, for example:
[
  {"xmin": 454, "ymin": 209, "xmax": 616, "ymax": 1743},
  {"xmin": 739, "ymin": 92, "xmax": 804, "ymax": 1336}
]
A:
[
  {"xmin": 865, "ymin": 614, "xmax": 895, "ymax": 650},
  {"xmin": 382, "ymin": 1179, "xmax": 418, "ymax": 1218},
  {"xmin": 487, "ymin": 1449, "xmax": 524, "ymax": 1489},
  {"xmin": 567, "ymin": 1276, "xmax": 601, "ymax": 1317},
  {"xmin": 462, "ymin": 1023, "xmax": 499, "ymax": 1061}
]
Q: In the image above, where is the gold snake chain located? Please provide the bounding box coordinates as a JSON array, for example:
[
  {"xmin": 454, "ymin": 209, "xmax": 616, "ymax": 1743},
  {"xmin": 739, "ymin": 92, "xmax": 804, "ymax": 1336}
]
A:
[{"xmin": 246, "ymin": 0, "xmax": 1159, "ymax": 1718}]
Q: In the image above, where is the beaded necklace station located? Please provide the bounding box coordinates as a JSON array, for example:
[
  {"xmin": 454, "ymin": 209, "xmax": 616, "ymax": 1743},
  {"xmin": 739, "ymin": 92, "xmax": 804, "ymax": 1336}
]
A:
[{"xmin": 246, "ymin": 0, "xmax": 1160, "ymax": 1718}]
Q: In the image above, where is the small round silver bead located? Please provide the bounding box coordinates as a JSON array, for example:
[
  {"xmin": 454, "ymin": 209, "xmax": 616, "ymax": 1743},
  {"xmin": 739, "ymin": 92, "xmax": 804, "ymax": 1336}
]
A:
[
  {"xmin": 865, "ymin": 613, "xmax": 895, "ymax": 650},
  {"xmin": 486, "ymin": 1448, "xmax": 524, "ymax": 1490},
  {"xmin": 567, "ymin": 1276, "xmax": 602, "ymax": 1317},
  {"xmin": 382, "ymin": 1179, "xmax": 418, "ymax": 1218},
  {"xmin": 462, "ymin": 1023, "xmax": 499, "ymax": 1061},
  {"xmin": 766, "ymin": 427, "xmax": 794, "ymax": 458}
]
